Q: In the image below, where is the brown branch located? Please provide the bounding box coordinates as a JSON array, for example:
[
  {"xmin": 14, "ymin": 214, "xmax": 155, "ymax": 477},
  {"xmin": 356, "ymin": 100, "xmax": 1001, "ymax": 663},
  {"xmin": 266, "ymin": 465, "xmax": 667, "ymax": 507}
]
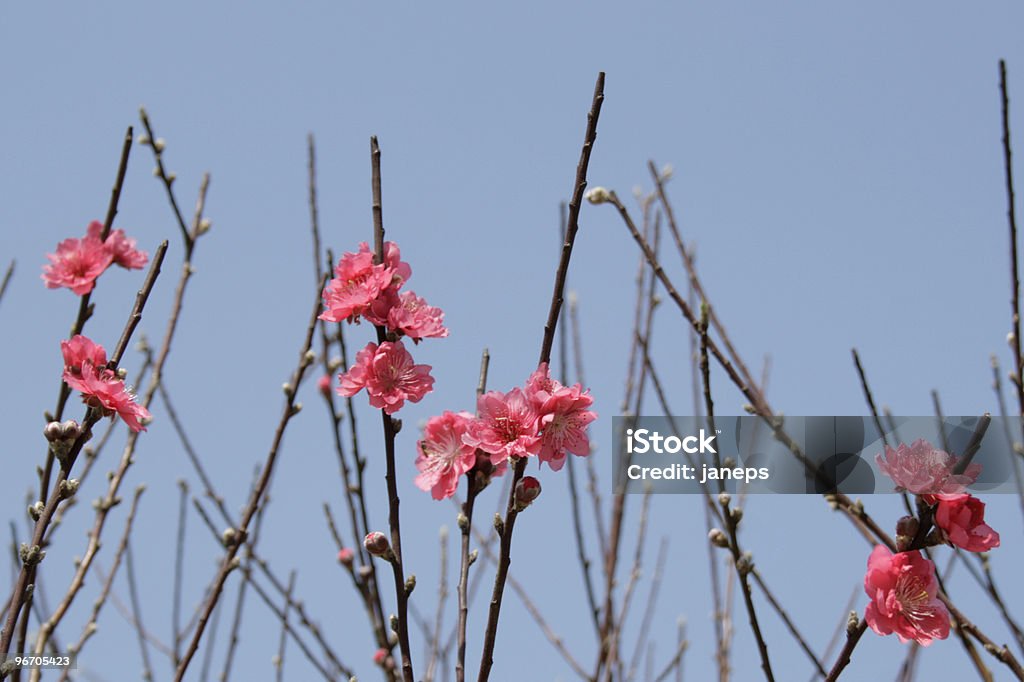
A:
[
  {"xmin": 174, "ymin": 279, "xmax": 323, "ymax": 681},
  {"xmin": 1001, "ymin": 60, "xmax": 1024, "ymax": 418},
  {"xmin": 39, "ymin": 126, "xmax": 134, "ymax": 504},
  {"xmin": 477, "ymin": 71, "xmax": 605, "ymax": 682},
  {"xmin": 368, "ymin": 135, "xmax": 416, "ymax": 682}
]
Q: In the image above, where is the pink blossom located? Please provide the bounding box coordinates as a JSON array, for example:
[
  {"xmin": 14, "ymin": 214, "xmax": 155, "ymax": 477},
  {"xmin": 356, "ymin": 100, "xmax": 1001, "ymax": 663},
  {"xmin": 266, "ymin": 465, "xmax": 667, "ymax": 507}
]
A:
[
  {"xmin": 317, "ymin": 374, "xmax": 332, "ymax": 397},
  {"xmin": 64, "ymin": 365, "xmax": 151, "ymax": 433},
  {"xmin": 337, "ymin": 341, "xmax": 434, "ymax": 414},
  {"xmin": 41, "ymin": 233, "xmax": 114, "ymax": 295},
  {"xmin": 525, "ymin": 363, "xmax": 597, "ymax": 471},
  {"xmin": 415, "ymin": 411, "xmax": 476, "ymax": 500},
  {"xmin": 86, "ymin": 220, "xmax": 148, "ymax": 269},
  {"xmin": 61, "ymin": 335, "xmax": 108, "ymax": 375},
  {"xmin": 382, "ymin": 241, "xmax": 412, "ymax": 290},
  {"xmin": 863, "ymin": 545, "xmax": 950, "ymax": 646},
  {"xmin": 875, "ymin": 439, "xmax": 981, "ymax": 495},
  {"xmin": 60, "ymin": 335, "xmax": 150, "ymax": 432},
  {"xmin": 366, "ymin": 290, "xmax": 448, "ymax": 341},
  {"xmin": 319, "ymin": 243, "xmax": 394, "ymax": 323},
  {"xmin": 933, "ymin": 494, "xmax": 1000, "ymax": 552},
  {"xmin": 463, "ymin": 388, "xmax": 541, "ymax": 466}
]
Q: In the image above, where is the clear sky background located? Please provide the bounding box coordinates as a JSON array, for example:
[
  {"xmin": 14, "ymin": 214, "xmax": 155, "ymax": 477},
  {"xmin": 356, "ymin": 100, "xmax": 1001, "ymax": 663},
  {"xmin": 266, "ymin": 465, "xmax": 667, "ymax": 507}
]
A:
[{"xmin": 2, "ymin": 3, "xmax": 1024, "ymax": 680}]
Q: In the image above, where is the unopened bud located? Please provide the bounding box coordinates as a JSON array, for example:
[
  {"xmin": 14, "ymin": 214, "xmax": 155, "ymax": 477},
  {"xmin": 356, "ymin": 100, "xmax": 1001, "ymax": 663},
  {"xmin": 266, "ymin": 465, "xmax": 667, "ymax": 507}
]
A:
[
  {"xmin": 457, "ymin": 512, "xmax": 469, "ymax": 531},
  {"xmin": 708, "ymin": 528, "xmax": 729, "ymax": 549},
  {"xmin": 468, "ymin": 549, "xmax": 478, "ymax": 566},
  {"xmin": 730, "ymin": 506, "xmax": 743, "ymax": 524},
  {"xmin": 389, "ymin": 614, "xmax": 399, "ymax": 633},
  {"xmin": 493, "ymin": 513, "xmax": 504, "ymax": 537},
  {"xmin": 317, "ymin": 374, "xmax": 332, "ymax": 398},
  {"xmin": 585, "ymin": 187, "xmax": 612, "ymax": 204},
  {"xmin": 222, "ymin": 528, "xmax": 239, "ymax": 547},
  {"xmin": 895, "ymin": 515, "xmax": 919, "ymax": 551},
  {"xmin": 364, "ymin": 531, "xmax": 390, "ymax": 558},
  {"xmin": 197, "ymin": 218, "xmax": 212, "ymax": 235},
  {"xmin": 58, "ymin": 479, "xmax": 80, "ymax": 500},
  {"xmin": 513, "ymin": 476, "xmax": 542, "ymax": 511},
  {"xmin": 373, "ymin": 648, "xmax": 389, "ymax": 666},
  {"xmin": 404, "ymin": 574, "xmax": 416, "ymax": 595},
  {"xmin": 137, "ymin": 133, "xmax": 150, "ymax": 146},
  {"xmin": 27, "ymin": 501, "xmax": 44, "ymax": 521},
  {"xmin": 717, "ymin": 492, "xmax": 731, "ymax": 506},
  {"xmin": 153, "ymin": 138, "xmax": 166, "ymax": 152},
  {"xmin": 337, "ymin": 548, "xmax": 354, "ymax": 567},
  {"xmin": 846, "ymin": 611, "xmax": 860, "ymax": 635}
]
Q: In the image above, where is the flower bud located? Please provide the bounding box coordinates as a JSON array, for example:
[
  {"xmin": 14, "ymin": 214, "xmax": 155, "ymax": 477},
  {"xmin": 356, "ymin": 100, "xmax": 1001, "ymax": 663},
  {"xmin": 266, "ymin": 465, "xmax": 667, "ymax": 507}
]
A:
[
  {"xmin": 373, "ymin": 648, "xmax": 389, "ymax": 666},
  {"xmin": 514, "ymin": 476, "xmax": 542, "ymax": 512},
  {"xmin": 718, "ymin": 492, "xmax": 731, "ymax": 506},
  {"xmin": 317, "ymin": 375, "xmax": 332, "ymax": 398},
  {"xmin": 708, "ymin": 528, "xmax": 729, "ymax": 548},
  {"xmin": 364, "ymin": 531, "xmax": 390, "ymax": 557},
  {"xmin": 337, "ymin": 548, "xmax": 354, "ymax": 567},
  {"xmin": 585, "ymin": 187, "xmax": 612, "ymax": 204},
  {"xmin": 895, "ymin": 515, "xmax": 919, "ymax": 551}
]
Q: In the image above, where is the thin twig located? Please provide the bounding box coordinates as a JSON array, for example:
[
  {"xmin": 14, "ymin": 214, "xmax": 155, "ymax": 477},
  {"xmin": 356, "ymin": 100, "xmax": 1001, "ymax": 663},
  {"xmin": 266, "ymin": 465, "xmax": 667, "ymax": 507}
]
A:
[
  {"xmin": 0, "ymin": 260, "xmax": 13, "ymax": 308},
  {"xmin": 174, "ymin": 280, "xmax": 323, "ymax": 681},
  {"xmin": 39, "ymin": 126, "xmax": 134, "ymax": 505},
  {"xmin": 274, "ymin": 571, "xmax": 297, "ymax": 682},
  {"xmin": 173, "ymin": 479, "xmax": 188, "ymax": 669},
  {"xmin": 125, "ymin": 541, "xmax": 155, "ymax": 682},
  {"xmin": 47, "ymin": 486, "xmax": 145, "ymax": 682},
  {"xmin": 478, "ymin": 72, "xmax": 605, "ymax": 682},
  {"xmin": 1001, "ymin": 60, "xmax": 1024, "ymax": 418}
]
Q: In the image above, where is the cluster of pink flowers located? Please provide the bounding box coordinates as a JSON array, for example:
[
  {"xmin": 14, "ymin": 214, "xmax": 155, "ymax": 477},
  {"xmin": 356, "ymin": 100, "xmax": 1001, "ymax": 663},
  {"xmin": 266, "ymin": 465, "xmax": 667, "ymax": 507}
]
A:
[
  {"xmin": 61, "ymin": 335, "xmax": 151, "ymax": 432},
  {"xmin": 321, "ymin": 242, "xmax": 446, "ymax": 415},
  {"xmin": 415, "ymin": 363, "xmax": 596, "ymax": 500},
  {"xmin": 864, "ymin": 439, "xmax": 1000, "ymax": 646},
  {"xmin": 42, "ymin": 220, "xmax": 148, "ymax": 295}
]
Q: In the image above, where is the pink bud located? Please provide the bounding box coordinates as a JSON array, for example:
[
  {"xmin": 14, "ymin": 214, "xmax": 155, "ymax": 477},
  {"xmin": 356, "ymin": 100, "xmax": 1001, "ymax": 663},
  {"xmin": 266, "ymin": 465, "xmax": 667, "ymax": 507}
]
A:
[
  {"xmin": 373, "ymin": 648, "xmax": 388, "ymax": 666},
  {"xmin": 364, "ymin": 531, "xmax": 390, "ymax": 557},
  {"xmin": 337, "ymin": 547, "xmax": 354, "ymax": 566},
  {"xmin": 317, "ymin": 374, "xmax": 332, "ymax": 398},
  {"xmin": 514, "ymin": 476, "xmax": 542, "ymax": 511}
]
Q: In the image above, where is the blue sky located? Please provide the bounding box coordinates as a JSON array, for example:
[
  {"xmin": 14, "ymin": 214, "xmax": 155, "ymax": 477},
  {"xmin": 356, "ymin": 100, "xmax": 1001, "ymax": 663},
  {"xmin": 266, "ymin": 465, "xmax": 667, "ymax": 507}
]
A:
[{"xmin": 3, "ymin": 3, "xmax": 1024, "ymax": 680}]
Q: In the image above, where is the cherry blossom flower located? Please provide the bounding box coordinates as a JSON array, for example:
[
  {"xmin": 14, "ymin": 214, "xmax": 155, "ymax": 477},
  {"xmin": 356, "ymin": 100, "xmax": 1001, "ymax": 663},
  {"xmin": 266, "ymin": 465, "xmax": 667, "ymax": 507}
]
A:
[
  {"xmin": 365, "ymin": 290, "xmax": 448, "ymax": 341},
  {"xmin": 43, "ymin": 221, "xmax": 148, "ymax": 295},
  {"xmin": 875, "ymin": 439, "xmax": 981, "ymax": 496},
  {"xmin": 41, "ymin": 233, "xmax": 113, "ymax": 295},
  {"xmin": 863, "ymin": 545, "xmax": 950, "ymax": 646},
  {"xmin": 463, "ymin": 388, "xmax": 541, "ymax": 466},
  {"xmin": 337, "ymin": 341, "xmax": 434, "ymax": 414},
  {"xmin": 61, "ymin": 335, "xmax": 108, "ymax": 375},
  {"xmin": 86, "ymin": 220, "xmax": 148, "ymax": 269},
  {"xmin": 320, "ymin": 243, "xmax": 395, "ymax": 323},
  {"xmin": 933, "ymin": 493, "xmax": 1000, "ymax": 552},
  {"xmin": 415, "ymin": 411, "xmax": 476, "ymax": 500},
  {"xmin": 525, "ymin": 363, "xmax": 597, "ymax": 471},
  {"xmin": 381, "ymin": 240, "xmax": 412, "ymax": 290},
  {"xmin": 60, "ymin": 335, "xmax": 151, "ymax": 432}
]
